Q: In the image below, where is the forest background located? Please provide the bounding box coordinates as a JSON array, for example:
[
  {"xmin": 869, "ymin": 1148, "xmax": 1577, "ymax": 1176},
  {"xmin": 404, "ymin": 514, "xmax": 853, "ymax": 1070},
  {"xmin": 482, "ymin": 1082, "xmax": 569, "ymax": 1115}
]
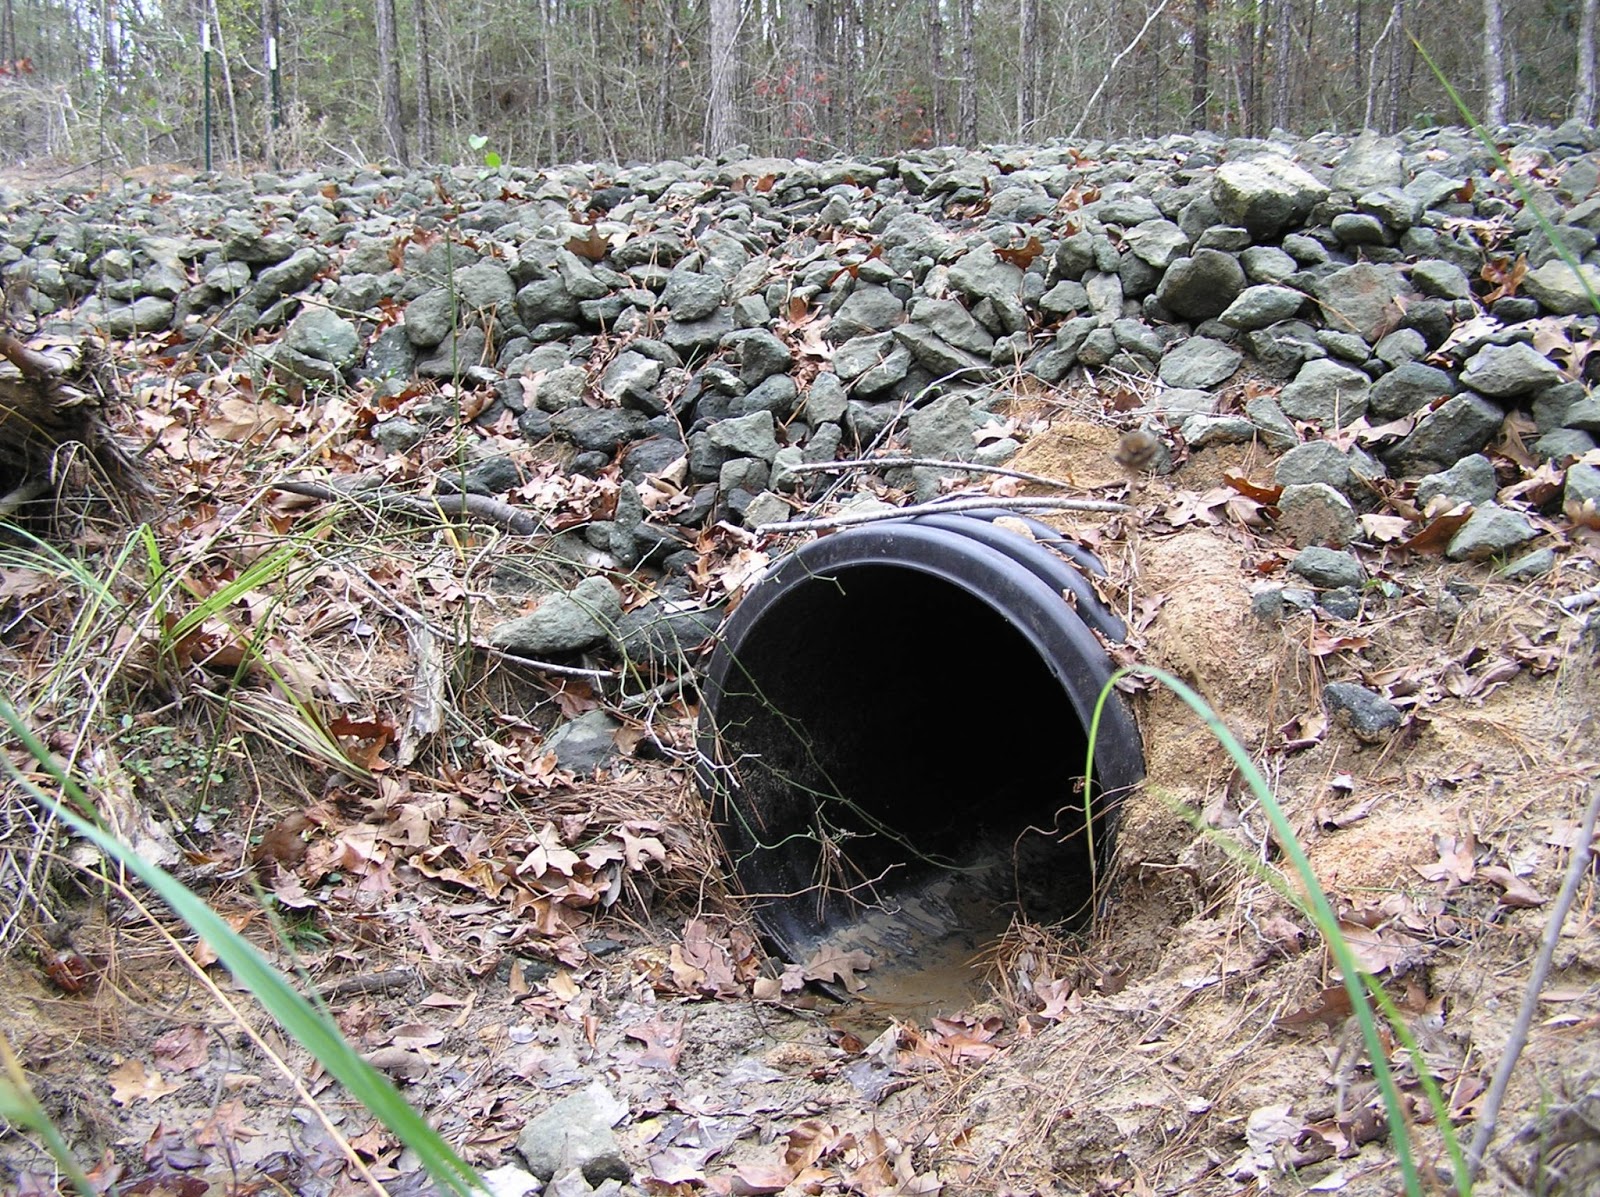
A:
[{"xmin": 0, "ymin": 0, "xmax": 1591, "ymax": 175}]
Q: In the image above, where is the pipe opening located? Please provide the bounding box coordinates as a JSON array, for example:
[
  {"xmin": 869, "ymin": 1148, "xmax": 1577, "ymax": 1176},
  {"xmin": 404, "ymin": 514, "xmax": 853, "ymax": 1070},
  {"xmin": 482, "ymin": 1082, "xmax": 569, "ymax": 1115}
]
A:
[{"xmin": 699, "ymin": 517, "xmax": 1145, "ymax": 1007}]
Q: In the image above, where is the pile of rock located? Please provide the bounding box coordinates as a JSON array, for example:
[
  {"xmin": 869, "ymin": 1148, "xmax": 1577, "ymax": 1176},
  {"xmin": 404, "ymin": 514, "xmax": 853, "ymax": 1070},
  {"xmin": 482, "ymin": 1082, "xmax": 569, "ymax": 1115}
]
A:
[{"xmin": 3, "ymin": 124, "xmax": 1597, "ymax": 578}]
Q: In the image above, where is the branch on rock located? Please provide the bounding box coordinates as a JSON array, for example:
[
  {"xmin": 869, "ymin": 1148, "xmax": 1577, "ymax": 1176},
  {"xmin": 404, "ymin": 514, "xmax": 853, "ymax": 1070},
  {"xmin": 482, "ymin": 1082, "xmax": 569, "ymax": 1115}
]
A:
[
  {"xmin": 787, "ymin": 456, "xmax": 1078, "ymax": 490},
  {"xmin": 755, "ymin": 494, "xmax": 1131, "ymax": 535},
  {"xmin": 271, "ymin": 478, "xmax": 542, "ymax": 536}
]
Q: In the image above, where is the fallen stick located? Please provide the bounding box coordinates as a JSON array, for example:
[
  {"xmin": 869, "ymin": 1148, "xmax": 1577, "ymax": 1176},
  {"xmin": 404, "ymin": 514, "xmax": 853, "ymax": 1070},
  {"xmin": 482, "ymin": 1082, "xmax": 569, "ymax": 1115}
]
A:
[
  {"xmin": 787, "ymin": 456, "xmax": 1078, "ymax": 490},
  {"xmin": 755, "ymin": 494, "xmax": 1130, "ymax": 535},
  {"xmin": 271, "ymin": 478, "xmax": 541, "ymax": 536},
  {"xmin": 1465, "ymin": 781, "xmax": 1600, "ymax": 1184}
]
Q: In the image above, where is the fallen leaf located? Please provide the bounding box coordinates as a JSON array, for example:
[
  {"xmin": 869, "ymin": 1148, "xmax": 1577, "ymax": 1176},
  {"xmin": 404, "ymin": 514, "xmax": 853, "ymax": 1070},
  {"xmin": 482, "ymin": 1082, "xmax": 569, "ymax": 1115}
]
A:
[
  {"xmin": 1400, "ymin": 506, "xmax": 1473, "ymax": 554},
  {"xmin": 1277, "ymin": 986, "xmax": 1353, "ymax": 1031},
  {"xmin": 108, "ymin": 1058, "xmax": 184, "ymax": 1105},
  {"xmin": 802, "ymin": 945, "xmax": 873, "ymax": 992},
  {"xmin": 1478, "ymin": 865, "xmax": 1545, "ymax": 907},
  {"xmin": 1415, "ymin": 833, "xmax": 1476, "ymax": 889},
  {"xmin": 626, "ymin": 1015, "xmax": 688, "ymax": 1071}
]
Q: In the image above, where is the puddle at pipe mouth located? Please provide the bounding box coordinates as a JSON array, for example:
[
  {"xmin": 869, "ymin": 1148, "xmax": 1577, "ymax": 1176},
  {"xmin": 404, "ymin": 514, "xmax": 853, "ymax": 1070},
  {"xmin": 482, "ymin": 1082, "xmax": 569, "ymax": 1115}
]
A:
[{"xmin": 807, "ymin": 845, "xmax": 1067, "ymax": 1036}]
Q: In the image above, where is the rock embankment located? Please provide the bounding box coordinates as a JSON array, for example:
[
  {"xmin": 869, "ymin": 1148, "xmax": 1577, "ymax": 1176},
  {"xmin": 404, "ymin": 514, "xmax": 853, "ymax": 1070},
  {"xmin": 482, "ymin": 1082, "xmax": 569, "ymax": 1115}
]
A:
[{"xmin": 3, "ymin": 124, "xmax": 1598, "ymax": 576}]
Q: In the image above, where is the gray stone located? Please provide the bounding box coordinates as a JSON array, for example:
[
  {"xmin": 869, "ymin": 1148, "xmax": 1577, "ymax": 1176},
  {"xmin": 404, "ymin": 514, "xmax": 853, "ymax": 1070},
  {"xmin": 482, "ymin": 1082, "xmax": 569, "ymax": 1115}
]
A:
[
  {"xmin": 1155, "ymin": 250, "xmax": 1246, "ymax": 320},
  {"xmin": 1220, "ymin": 284, "xmax": 1305, "ymax": 330},
  {"xmin": 1446, "ymin": 503, "xmax": 1538, "ymax": 561},
  {"xmin": 907, "ymin": 392, "xmax": 975, "ymax": 462},
  {"xmin": 1523, "ymin": 259, "xmax": 1600, "ymax": 315},
  {"xmin": 1212, "ymin": 157, "xmax": 1330, "ymax": 239},
  {"xmin": 1382, "ymin": 392, "xmax": 1505, "ymax": 475},
  {"xmin": 1331, "ymin": 212, "xmax": 1388, "ymax": 246},
  {"xmin": 909, "ymin": 298, "xmax": 995, "ymax": 356},
  {"xmin": 829, "ymin": 285, "xmax": 904, "ymax": 340},
  {"xmin": 1534, "ymin": 384, "xmax": 1585, "ymax": 432},
  {"xmin": 736, "ymin": 374, "xmax": 798, "ymax": 417},
  {"xmin": 622, "ymin": 436, "xmax": 687, "ymax": 483},
  {"xmin": 613, "ymin": 599, "xmax": 724, "ymax": 667},
  {"xmin": 1273, "ymin": 440, "xmax": 1370, "ymax": 498},
  {"xmin": 1276, "ymin": 482, "xmax": 1359, "ymax": 548},
  {"xmin": 1374, "ymin": 328, "xmax": 1428, "ymax": 368},
  {"xmin": 1245, "ymin": 395, "xmax": 1301, "ymax": 451},
  {"xmin": 1369, "ymin": 361, "xmax": 1457, "ymax": 420},
  {"xmin": 490, "ymin": 576, "xmax": 623, "ymax": 658},
  {"xmin": 739, "ymin": 330, "xmax": 793, "ymax": 385},
  {"xmin": 1246, "ymin": 320, "xmax": 1327, "ymax": 379},
  {"xmin": 662, "ymin": 270, "xmax": 725, "ymax": 321},
  {"xmin": 833, "ymin": 332, "xmax": 900, "ymax": 382},
  {"xmin": 372, "ymin": 417, "xmax": 425, "ymax": 453},
  {"xmin": 1124, "ymin": 219, "xmax": 1190, "ymax": 269},
  {"xmin": 1460, "ymin": 342, "xmax": 1564, "ymax": 398},
  {"xmin": 1501, "ymin": 548, "xmax": 1556, "ymax": 579},
  {"xmin": 270, "ymin": 346, "xmax": 344, "ymax": 386},
  {"xmin": 550, "ymin": 407, "xmax": 648, "ymax": 453},
  {"xmin": 892, "ymin": 323, "xmax": 993, "ymax": 380},
  {"xmin": 365, "ymin": 326, "xmax": 418, "ymax": 379},
  {"xmin": 1158, "ymin": 336, "xmax": 1242, "ymax": 389},
  {"xmin": 599, "ymin": 351, "xmax": 663, "ymax": 408},
  {"xmin": 743, "ymin": 490, "xmax": 792, "ymax": 528},
  {"xmin": 1416, "ymin": 454, "xmax": 1498, "ymax": 509},
  {"xmin": 771, "ymin": 445, "xmax": 805, "ymax": 491},
  {"xmin": 1535, "ymin": 428, "xmax": 1598, "ymax": 459},
  {"xmin": 1356, "ymin": 185, "xmax": 1423, "ymax": 231},
  {"xmin": 453, "ymin": 261, "xmax": 517, "ymax": 315},
  {"xmin": 1150, "ymin": 387, "xmax": 1216, "ymax": 425},
  {"xmin": 708, "ymin": 411, "xmax": 779, "ymax": 460},
  {"xmin": 1566, "ymin": 462, "xmax": 1600, "ymax": 513},
  {"xmin": 800, "ymin": 373, "xmax": 849, "ymax": 424},
  {"xmin": 1411, "ymin": 260, "xmax": 1473, "ymax": 301},
  {"xmin": 534, "ymin": 366, "xmax": 591, "ymax": 412},
  {"xmin": 948, "ymin": 246, "xmax": 1024, "ymax": 309},
  {"xmin": 416, "ymin": 326, "xmax": 489, "ymax": 380},
  {"xmin": 1039, "ymin": 280, "xmax": 1091, "ymax": 316},
  {"xmin": 516, "ymin": 277, "xmax": 579, "ymax": 325},
  {"xmin": 545, "ymin": 710, "xmax": 624, "ymax": 774},
  {"xmin": 102, "ymin": 296, "xmax": 174, "ymax": 336},
  {"xmin": 1241, "ymin": 245, "xmax": 1299, "ymax": 284},
  {"xmin": 1084, "ymin": 271, "xmax": 1125, "ymax": 324},
  {"xmin": 285, "ymin": 304, "xmax": 360, "ymax": 368},
  {"xmin": 1290, "ymin": 546, "xmax": 1366, "ymax": 589},
  {"xmin": 514, "ymin": 1082, "xmax": 629, "ymax": 1184},
  {"xmin": 1331, "ymin": 133, "xmax": 1405, "ymax": 192},
  {"xmin": 252, "ymin": 247, "xmax": 326, "ymax": 303},
  {"xmin": 1323, "ymin": 681, "xmax": 1402, "ymax": 743},
  {"xmin": 1565, "ymin": 397, "xmax": 1600, "ymax": 432},
  {"xmin": 1314, "ymin": 263, "xmax": 1403, "ymax": 342},
  {"xmin": 1277, "ymin": 359, "xmax": 1370, "ymax": 427},
  {"xmin": 662, "ymin": 308, "xmax": 733, "ymax": 358},
  {"xmin": 1180, "ymin": 414, "xmax": 1259, "ymax": 448}
]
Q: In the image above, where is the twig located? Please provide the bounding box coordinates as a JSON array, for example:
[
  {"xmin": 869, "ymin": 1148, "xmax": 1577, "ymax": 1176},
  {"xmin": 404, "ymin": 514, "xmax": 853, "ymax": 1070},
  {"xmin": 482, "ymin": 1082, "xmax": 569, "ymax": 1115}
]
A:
[
  {"xmin": 1066, "ymin": 0, "xmax": 1175, "ymax": 141},
  {"xmin": 756, "ymin": 494, "xmax": 1131, "ymax": 535},
  {"xmin": 271, "ymin": 478, "xmax": 541, "ymax": 536},
  {"xmin": 322, "ymin": 968, "xmax": 424, "ymax": 1001},
  {"xmin": 477, "ymin": 642, "xmax": 619, "ymax": 680},
  {"xmin": 788, "ymin": 456, "xmax": 1078, "ymax": 490},
  {"xmin": 1559, "ymin": 585, "xmax": 1600, "ymax": 614},
  {"xmin": 1465, "ymin": 781, "xmax": 1600, "ymax": 1184}
]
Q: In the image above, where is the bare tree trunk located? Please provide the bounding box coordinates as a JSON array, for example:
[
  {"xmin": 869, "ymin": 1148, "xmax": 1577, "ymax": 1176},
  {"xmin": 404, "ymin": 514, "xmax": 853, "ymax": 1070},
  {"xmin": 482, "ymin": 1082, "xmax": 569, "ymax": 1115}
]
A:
[
  {"xmin": 414, "ymin": 0, "xmax": 435, "ymax": 161},
  {"xmin": 1384, "ymin": 0, "xmax": 1404, "ymax": 132},
  {"xmin": 1192, "ymin": 0, "xmax": 1209, "ymax": 128},
  {"xmin": 707, "ymin": 0, "xmax": 738, "ymax": 153},
  {"xmin": 930, "ymin": 0, "xmax": 946, "ymax": 143},
  {"xmin": 1578, "ymin": 0, "xmax": 1598, "ymax": 124},
  {"xmin": 1237, "ymin": 0, "xmax": 1256, "ymax": 134},
  {"xmin": 2, "ymin": 0, "xmax": 17, "ymax": 65},
  {"xmin": 374, "ymin": 0, "xmax": 407, "ymax": 164},
  {"xmin": 787, "ymin": 0, "xmax": 818, "ymax": 151},
  {"xmin": 1017, "ymin": 0, "xmax": 1037, "ymax": 137},
  {"xmin": 261, "ymin": 0, "xmax": 277, "ymax": 168},
  {"xmin": 208, "ymin": 0, "xmax": 244, "ymax": 166},
  {"xmin": 958, "ymin": 0, "xmax": 975, "ymax": 142},
  {"xmin": 1484, "ymin": 0, "xmax": 1506, "ymax": 126},
  {"xmin": 1271, "ymin": 0, "xmax": 1291, "ymax": 129}
]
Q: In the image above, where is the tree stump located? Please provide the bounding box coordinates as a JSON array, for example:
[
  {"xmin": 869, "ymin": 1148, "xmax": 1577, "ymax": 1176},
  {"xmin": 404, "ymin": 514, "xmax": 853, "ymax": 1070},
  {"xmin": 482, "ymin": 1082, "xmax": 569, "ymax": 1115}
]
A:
[{"xmin": 0, "ymin": 326, "xmax": 146, "ymax": 520}]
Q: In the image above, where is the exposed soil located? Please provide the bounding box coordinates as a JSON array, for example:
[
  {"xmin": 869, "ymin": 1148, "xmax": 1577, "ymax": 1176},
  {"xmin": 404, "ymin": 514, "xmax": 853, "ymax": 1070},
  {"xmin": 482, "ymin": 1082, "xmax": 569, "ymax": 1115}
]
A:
[{"xmin": 4, "ymin": 384, "xmax": 1600, "ymax": 1197}]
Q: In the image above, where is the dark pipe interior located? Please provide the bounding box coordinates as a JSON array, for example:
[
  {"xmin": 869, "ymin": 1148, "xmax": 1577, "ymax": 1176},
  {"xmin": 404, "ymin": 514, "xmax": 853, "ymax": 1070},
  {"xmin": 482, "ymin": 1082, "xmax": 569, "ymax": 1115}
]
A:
[{"xmin": 710, "ymin": 563, "xmax": 1096, "ymax": 951}]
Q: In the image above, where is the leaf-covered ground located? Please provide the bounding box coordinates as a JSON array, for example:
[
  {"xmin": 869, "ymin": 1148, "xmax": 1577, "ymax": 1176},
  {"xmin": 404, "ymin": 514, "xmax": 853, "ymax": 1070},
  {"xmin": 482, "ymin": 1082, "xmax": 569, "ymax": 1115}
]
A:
[{"xmin": 3, "ymin": 165, "xmax": 1600, "ymax": 1196}]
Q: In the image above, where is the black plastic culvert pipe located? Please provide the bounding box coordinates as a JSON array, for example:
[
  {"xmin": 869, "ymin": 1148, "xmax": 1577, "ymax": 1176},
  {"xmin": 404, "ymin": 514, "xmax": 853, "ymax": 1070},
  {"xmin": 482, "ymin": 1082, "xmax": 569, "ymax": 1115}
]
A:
[{"xmin": 696, "ymin": 512, "xmax": 1145, "ymax": 963}]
